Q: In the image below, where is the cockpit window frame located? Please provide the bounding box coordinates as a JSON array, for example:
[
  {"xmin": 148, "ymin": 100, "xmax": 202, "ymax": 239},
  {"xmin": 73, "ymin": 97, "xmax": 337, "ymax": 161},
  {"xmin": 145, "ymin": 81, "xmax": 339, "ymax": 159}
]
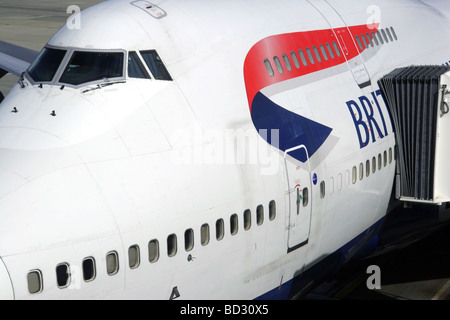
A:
[{"xmin": 25, "ymin": 45, "xmax": 127, "ymax": 89}]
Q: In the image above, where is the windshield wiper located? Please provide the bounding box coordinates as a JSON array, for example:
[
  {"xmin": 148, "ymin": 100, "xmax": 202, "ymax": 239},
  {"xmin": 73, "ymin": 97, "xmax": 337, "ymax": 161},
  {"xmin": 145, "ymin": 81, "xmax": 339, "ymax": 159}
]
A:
[{"xmin": 81, "ymin": 79, "xmax": 126, "ymax": 93}]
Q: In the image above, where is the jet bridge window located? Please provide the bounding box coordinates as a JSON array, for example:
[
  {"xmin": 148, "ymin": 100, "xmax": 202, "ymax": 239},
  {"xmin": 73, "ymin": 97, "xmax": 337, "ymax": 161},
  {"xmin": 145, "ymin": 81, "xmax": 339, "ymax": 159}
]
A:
[
  {"xmin": 140, "ymin": 50, "xmax": 172, "ymax": 81},
  {"xmin": 59, "ymin": 51, "xmax": 124, "ymax": 86},
  {"xmin": 28, "ymin": 47, "xmax": 66, "ymax": 82}
]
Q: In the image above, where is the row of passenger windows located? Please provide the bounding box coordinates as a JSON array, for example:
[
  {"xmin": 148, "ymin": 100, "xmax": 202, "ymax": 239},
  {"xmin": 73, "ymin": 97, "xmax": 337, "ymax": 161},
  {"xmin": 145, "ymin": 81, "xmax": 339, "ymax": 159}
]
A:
[
  {"xmin": 264, "ymin": 41, "xmax": 342, "ymax": 77},
  {"xmin": 264, "ymin": 26, "xmax": 398, "ymax": 77},
  {"xmin": 317, "ymin": 147, "xmax": 394, "ymax": 199},
  {"xmin": 355, "ymin": 26, "xmax": 398, "ymax": 51},
  {"xmin": 26, "ymin": 200, "xmax": 277, "ymax": 294}
]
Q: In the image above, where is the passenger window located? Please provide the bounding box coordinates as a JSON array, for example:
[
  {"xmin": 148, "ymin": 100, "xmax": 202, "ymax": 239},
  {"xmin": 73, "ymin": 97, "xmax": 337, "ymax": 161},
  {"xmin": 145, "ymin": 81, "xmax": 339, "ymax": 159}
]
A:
[
  {"xmin": 337, "ymin": 173, "xmax": 342, "ymax": 191},
  {"xmin": 230, "ymin": 214, "xmax": 239, "ymax": 235},
  {"xmin": 269, "ymin": 200, "xmax": 276, "ymax": 221},
  {"xmin": 106, "ymin": 251, "xmax": 119, "ymax": 276},
  {"xmin": 326, "ymin": 43, "xmax": 335, "ymax": 59},
  {"xmin": 302, "ymin": 188, "xmax": 309, "ymax": 207},
  {"xmin": 378, "ymin": 154, "xmax": 382, "ymax": 170},
  {"xmin": 148, "ymin": 240, "xmax": 160, "ymax": 263},
  {"xmin": 381, "ymin": 29, "xmax": 389, "ymax": 43},
  {"xmin": 332, "ymin": 41, "xmax": 342, "ymax": 57},
  {"xmin": 167, "ymin": 234, "xmax": 177, "ymax": 257},
  {"xmin": 359, "ymin": 163, "xmax": 364, "ymax": 180},
  {"xmin": 305, "ymin": 48, "xmax": 315, "ymax": 64},
  {"xmin": 355, "ymin": 35, "xmax": 364, "ymax": 51},
  {"xmin": 320, "ymin": 44, "xmax": 329, "ymax": 61},
  {"xmin": 320, "ymin": 181, "xmax": 326, "ymax": 198},
  {"xmin": 82, "ymin": 257, "xmax": 96, "ymax": 282},
  {"xmin": 27, "ymin": 270, "xmax": 43, "ymax": 294},
  {"xmin": 184, "ymin": 229, "xmax": 194, "ymax": 252},
  {"xmin": 201, "ymin": 224, "xmax": 210, "ymax": 246},
  {"xmin": 128, "ymin": 51, "xmax": 151, "ymax": 79},
  {"xmin": 372, "ymin": 31, "xmax": 379, "ymax": 46},
  {"xmin": 264, "ymin": 59, "xmax": 274, "ymax": 77},
  {"xmin": 216, "ymin": 219, "xmax": 225, "ymax": 240},
  {"xmin": 243, "ymin": 209, "xmax": 251, "ymax": 230},
  {"xmin": 352, "ymin": 166, "xmax": 357, "ymax": 184},
  {"xmin": 290, "ymin": 51, "xmax": 300, "ymax": 68},
  {"xmin": 389, "ymin": 148, "xmax": 393, "ymax": 163},
  {"xmin": 390, "ymin": 27, "xmax": 398, "ymax": 40},
  {"xmin": 384, "ymin": 150, "xmax": 387, "ymax": 167},
  {"xmin": 361, "ymin": 34, "xmax": 369, "ymax": 49},
  {"xmin": 273, "ymin": 56, "xmax": 284, "ymax": 74},
  {"xmin": 366, "ymin": 160, "xmax": 370, "ymax": 177},
  {"xmin": 299, "ymin": 49, "xmax": 308, "ymax": 66},
  {"xmin": 128, "ymin": 245, "xmax": 140, "ymax": 269},
  {"xmin": 312, "ymin": 46, "xmax": 322, "ymax": 62},
  {"xmin": 377, "ymin": 31, "xmax": 384, "ymax": 44},
  {"xmin": 385, "ymin": 28, "xmax": 394, "ymax": 42},
  {"xmin": 256, "ymin": 205, "xmax": 264, "ymax": 226},
  {"xmin": 366, "ymin": 33, "xmax": 374, "ymax": 47},
  {"xmin": 56, "ymin": 263, "xmax": 70, "ymax": 289},
  {"xmin": 282, "ymin": 54, "xmax": 292, "ymax": 71},
  {"xmin": 372, "ymin": 157, "xmax": 376, "ymax": 174},
  {"xmin": 140, "ymin": 50, "xmax": 172, "ymax": 81}
]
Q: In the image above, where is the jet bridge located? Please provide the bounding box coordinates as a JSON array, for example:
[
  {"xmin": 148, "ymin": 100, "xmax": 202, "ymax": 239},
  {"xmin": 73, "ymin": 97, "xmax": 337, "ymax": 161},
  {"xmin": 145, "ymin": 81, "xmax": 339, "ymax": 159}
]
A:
[{"xmin": 378, "ymin": 66, "xmax": 450, "ymax": 204}]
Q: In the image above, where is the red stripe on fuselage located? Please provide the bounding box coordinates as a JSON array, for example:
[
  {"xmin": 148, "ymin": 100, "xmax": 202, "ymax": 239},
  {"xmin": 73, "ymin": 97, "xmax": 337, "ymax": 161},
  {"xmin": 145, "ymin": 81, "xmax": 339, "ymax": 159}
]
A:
[{"xmin": 244, "ymin": 24, "xmax": 379, "ymax": 111}]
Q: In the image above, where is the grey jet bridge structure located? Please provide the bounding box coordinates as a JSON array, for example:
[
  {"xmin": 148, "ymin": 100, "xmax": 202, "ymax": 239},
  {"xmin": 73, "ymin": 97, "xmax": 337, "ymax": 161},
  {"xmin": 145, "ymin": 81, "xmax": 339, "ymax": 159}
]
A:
[{"xmin": 378, "ymin": 65, "xmax": 450, "ymax": 205}]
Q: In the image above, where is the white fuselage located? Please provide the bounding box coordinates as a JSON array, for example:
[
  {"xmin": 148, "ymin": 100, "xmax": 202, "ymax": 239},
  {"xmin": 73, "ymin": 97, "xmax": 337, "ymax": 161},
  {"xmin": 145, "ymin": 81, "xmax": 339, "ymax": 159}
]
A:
[{"xmin": 0, "ymin": 0, "xmax": 449, "ymax": 299}]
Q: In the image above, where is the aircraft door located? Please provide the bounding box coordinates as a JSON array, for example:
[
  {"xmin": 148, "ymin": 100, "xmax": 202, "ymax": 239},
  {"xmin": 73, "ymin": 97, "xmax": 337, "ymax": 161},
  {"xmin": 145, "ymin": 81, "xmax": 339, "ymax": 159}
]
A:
[
  {"xmin": 308, "ymin": 0, "xmax": 371, "ymax": 88},
  {"xmin": 284, "ymin": 145, "xmax": 312, "ymax": 253}
]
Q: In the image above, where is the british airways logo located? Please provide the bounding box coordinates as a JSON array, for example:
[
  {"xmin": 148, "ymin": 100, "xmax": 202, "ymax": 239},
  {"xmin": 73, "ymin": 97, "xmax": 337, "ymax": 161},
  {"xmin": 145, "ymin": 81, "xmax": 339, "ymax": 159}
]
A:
[
  {"xmin": 243, "ymin": 25, "xmax": 384, "ymax": 159},
  {"xmin": 346, "ymin": 89, "xmax": 392, "ymax": 149}
]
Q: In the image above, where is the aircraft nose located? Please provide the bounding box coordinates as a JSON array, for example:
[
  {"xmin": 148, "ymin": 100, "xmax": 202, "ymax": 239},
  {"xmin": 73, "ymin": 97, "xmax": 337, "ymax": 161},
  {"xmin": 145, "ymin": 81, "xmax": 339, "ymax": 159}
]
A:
[{"xmin": 0, "ymin": 258, "xmax": 14, "ymax": 300}]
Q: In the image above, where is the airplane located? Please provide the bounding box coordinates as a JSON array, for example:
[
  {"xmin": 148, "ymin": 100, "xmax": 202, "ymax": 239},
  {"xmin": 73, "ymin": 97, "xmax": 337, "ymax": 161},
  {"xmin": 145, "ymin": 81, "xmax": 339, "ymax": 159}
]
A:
[{"xmin": 0, "ymin": 0, "xmax": 450, "ymax": 300}]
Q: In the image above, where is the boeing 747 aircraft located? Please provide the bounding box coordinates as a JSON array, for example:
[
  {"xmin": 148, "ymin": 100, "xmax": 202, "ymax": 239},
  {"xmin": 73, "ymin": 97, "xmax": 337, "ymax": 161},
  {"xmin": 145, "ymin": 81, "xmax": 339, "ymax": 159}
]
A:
[{"xmin": 0, "ymin": 0, "xmax": 449, "ymax": 300}]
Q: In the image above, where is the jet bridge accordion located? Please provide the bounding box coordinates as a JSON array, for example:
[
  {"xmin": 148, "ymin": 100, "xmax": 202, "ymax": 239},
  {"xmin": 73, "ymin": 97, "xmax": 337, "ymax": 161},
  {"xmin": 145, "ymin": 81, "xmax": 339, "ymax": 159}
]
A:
[{"xmin": 378, "ymin": 65, "xmax": 450, "ymax": 204}]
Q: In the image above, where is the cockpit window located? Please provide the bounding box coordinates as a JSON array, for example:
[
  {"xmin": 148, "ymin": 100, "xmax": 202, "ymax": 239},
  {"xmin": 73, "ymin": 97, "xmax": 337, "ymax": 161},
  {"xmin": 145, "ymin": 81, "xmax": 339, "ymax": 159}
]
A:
[
  {"xmin": 140, "ymin": 50, "xmax": 172, "ymax": 81},
  {"xmin": 28, "ymin": 47, "xmax": 67, "ymax": 82},
  {"xmin": 128, "ymin": 51, "xmax": 151, "ymax": 79},
  {"xmin": 59, "ymin": 51, "xmax": 124, "ymax": 86}
]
